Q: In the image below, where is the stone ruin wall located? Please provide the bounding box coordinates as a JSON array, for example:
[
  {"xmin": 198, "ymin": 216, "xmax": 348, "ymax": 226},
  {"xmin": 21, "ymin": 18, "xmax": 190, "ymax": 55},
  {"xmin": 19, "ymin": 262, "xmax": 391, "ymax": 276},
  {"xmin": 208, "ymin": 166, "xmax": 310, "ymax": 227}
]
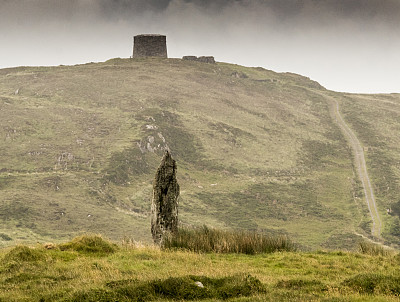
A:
[
  {"xmin": 182, "ymin": 56, "xmax": 215, "ymax": 64},
  {"xmin": 132, "ymin": 34, "xmax": 167, "ymax": 58}
]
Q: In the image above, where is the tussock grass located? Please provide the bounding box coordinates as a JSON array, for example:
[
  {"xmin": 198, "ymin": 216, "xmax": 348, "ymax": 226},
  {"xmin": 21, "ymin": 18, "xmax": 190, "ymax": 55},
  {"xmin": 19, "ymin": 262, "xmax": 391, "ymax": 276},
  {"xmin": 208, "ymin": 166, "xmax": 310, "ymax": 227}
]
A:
[
  {"xmin": 58, "ymin": 234, "xmax": 118, "ymax": 255},
  {"xmin": 2, "ymin": 245, "xmax": 47, "ymax": 274},
  {"xmin": 358, "ymin": 240, "xmax": 392, "ymax": 257},
  {"xmin": 162, "ymin": 226, "xmax": 297, "ymax": 254},
  {"xmin": 3, "ymin": 245, "xmax": 46, "ymax": 263}
]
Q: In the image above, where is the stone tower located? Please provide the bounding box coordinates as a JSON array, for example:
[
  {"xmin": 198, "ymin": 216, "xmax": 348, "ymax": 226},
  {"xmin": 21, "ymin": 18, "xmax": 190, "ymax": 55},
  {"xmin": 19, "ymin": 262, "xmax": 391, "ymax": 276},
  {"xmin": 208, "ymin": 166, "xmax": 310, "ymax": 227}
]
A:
[
  {"xmin": 132, "ymin": 34, "xmax": 168, "ymax": 58},
  {"xmin": 151, "ymin": 151, "xmax": 179, "ymax": 245}
]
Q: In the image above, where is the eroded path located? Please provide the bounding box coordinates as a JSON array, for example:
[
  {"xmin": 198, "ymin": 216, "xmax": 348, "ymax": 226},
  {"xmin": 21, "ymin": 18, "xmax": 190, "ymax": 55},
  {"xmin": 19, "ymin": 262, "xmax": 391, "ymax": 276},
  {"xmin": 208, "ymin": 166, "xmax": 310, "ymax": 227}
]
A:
[{"xmin": 316, "ymin": 92, "xmax": 382, "ymax": 238}]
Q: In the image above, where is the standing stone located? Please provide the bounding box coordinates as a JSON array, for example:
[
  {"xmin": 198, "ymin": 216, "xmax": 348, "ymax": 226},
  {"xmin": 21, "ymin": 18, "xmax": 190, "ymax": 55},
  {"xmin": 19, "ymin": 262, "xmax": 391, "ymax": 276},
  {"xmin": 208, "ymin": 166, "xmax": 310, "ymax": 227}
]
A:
[{"xmin": 151, "ymin": 151, "xmax": 179, "ymax": 244}]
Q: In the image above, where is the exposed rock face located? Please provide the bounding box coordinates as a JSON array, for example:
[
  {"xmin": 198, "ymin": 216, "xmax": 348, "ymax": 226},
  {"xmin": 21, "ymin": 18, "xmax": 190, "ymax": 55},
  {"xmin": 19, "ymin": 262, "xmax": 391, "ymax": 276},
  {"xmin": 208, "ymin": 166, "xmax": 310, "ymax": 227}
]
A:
[
  {"xmin": 231, "ymin": 71, "xmax": 248, "ymax": 79},
  {"xmin": 151, "ymin": 151, "xmax": 179, "ymax": 244}
]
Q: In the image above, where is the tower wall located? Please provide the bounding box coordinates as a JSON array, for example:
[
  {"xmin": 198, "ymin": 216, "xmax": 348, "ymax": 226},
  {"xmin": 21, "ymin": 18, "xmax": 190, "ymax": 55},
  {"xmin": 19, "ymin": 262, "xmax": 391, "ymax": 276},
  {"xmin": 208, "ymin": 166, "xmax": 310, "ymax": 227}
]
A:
[{"xmin": 132, "ymin": 34, "xmax": 167, "ymax": 58}]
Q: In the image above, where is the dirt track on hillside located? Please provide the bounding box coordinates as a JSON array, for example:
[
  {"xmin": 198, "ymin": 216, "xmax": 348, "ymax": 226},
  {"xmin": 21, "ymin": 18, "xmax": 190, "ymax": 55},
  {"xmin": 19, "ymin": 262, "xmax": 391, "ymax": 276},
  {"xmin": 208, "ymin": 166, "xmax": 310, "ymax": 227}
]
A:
[{"xmin": 316, "ymin": 92, "xmax": 382, "ymax": 238}]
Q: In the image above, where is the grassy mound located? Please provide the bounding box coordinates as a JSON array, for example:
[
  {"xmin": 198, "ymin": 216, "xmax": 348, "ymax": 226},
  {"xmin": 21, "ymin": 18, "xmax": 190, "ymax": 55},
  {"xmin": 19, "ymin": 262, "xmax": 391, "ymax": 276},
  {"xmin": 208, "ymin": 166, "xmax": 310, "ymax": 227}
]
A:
[
  {"xmin": 3, "ymin": 245, "xmax": 46, "ymax": 264},
  {"xmin": 162, "ymin": 226, "xmax": 296, "ymax": 254},
  {"xmin": 58, "ymin": 234, "xmax": 118, "ymax": 255},
  {"xmin": 66, "ymin": 274, "xmax": 265, "ymax": 301},
  {"xmin": 1, "ymin": 245, "xmax": 48, "ymax": 274}
]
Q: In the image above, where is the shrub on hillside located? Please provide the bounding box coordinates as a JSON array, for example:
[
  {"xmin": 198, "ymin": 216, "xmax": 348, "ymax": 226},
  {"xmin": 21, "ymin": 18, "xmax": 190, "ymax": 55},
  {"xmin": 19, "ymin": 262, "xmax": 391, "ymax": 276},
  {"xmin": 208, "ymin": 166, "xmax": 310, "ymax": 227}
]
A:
[
  {"xmin": 0, "ymin": 233, "xmax": 12, "ymax": 241},
  {"xmin": 162, "ymin": 226, "xmax": 296, "ymax": 254},
  {"xmin": 342, "ymin": 274, "xmax": 400, "ymax": 295},
  {"xmin": 358, "ymin": 240, "xmax": 392, "ymax": 257}
]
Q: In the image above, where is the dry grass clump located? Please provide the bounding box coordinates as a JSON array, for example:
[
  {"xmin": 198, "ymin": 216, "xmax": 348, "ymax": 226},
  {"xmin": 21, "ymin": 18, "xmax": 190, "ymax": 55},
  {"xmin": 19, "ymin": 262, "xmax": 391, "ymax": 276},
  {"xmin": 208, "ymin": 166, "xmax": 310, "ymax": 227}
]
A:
[
  {"xmin": 358, "ymin": 240, "xmax": 393, "ymax": 257},
  {"xmin": 162, "ymin": 226, "xmax": 296, "ymax": 254}
]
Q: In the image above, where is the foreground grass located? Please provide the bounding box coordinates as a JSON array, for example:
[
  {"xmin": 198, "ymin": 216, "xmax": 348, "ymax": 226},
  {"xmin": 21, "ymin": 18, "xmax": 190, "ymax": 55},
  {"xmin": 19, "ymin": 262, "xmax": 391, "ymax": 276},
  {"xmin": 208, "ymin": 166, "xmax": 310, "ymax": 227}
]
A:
[{"xmin": 1, "ymin": 235, "xmax": 399, "ymax": 301}]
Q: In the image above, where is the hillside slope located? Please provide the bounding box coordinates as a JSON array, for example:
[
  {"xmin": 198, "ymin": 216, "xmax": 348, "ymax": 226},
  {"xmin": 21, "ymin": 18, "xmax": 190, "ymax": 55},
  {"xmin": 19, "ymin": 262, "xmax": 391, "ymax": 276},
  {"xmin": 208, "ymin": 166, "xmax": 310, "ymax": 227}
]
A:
[{"xmin": 0, "ymin": 58, "xmax": 399, "ymax": 249}]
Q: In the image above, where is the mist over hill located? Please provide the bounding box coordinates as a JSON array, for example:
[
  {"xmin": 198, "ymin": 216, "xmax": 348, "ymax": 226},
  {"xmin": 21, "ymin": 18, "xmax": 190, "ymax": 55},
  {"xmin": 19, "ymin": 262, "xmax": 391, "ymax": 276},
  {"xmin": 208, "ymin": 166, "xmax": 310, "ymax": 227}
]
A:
[
  {"xmin": 1, "ymin": 0, "xmax": 400, "ymax": 93},
  {"xmin": 0, "ymin": 58, "xmax": 399, "ymax": 249}
]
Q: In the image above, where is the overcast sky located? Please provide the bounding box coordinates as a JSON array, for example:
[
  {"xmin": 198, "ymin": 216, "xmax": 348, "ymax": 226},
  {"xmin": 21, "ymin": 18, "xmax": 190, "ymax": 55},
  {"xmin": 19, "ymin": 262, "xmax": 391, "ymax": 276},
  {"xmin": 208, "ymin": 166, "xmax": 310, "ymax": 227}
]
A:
[{"xmin": 1, "ymin": 0, "xmax": 399, "ymax": 93}]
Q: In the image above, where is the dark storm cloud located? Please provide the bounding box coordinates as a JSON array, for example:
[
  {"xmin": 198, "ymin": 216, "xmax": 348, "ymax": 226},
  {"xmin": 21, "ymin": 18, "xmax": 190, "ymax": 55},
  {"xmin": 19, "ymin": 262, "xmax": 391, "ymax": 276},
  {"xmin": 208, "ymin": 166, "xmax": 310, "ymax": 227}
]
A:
[
  {"xmin": 96, "ymin": 0, "xmax": 241, "ymax": 15},
  {"xmin": 88, "ymin": 0, "xmax": 400, "ymax": 30},
  {"xmin": 97, "ymin": 0, "xmax": 170, "ymax": 16},
  {"xmin": 179, "ymin": 0, "xmax": 400, "ymax": 25},
  {"xmin": 1, "ymin": 0, "xmax": 400, "ymax": 25}
]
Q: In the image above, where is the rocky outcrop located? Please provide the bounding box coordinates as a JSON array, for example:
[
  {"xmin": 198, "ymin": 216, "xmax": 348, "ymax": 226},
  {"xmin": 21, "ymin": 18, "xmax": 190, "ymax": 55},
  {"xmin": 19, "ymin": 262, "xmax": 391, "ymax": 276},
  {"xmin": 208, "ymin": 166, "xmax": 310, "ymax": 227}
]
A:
[
  {"xmin": 231, "ymin": 71, "xmax": 248, "ymax": 79},
  {"xmin": 150, "ymin": 151, "xmax": 179, "ymax": 244}
]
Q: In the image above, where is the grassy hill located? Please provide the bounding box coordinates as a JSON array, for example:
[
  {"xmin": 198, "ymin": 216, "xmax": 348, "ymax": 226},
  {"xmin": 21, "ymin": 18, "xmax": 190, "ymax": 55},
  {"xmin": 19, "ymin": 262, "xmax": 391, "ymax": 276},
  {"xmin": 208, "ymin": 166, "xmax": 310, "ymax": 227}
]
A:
[{"xmin": 0, "ymin": 57, "xmax": 399, "ymax": 249}]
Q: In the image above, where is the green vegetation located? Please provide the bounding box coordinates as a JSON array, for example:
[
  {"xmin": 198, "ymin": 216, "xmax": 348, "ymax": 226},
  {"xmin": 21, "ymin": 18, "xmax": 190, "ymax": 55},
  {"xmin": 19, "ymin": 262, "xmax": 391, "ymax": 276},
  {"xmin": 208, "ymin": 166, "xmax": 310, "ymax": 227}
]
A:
[
  {"xmin": 162, "ymin": 226, "xmax": 296, "ymax": 254},
  {"xmin": 1, "ymin": 235, "xmax": 400, "ymax": 301},
  {"xmin": 58, "ymin": 234, "xmax": 118, "ymax": 255},
  {"xmin": 338, "ymin": 93, "xmax": 400, "ymax": 244},
  {"xmin": 358, "ymin": 240, "xmax": 393, "ymax": 257},
  {"xmin": 69, "ymin": 274, "xmax": 265, "ymax": 301},
  {"xmin": 342, "ymin": 274, "xmax": 400, "ymax": 295},
  {"xmin": 0, "ymin": 58, "xmax": 399, "ymax": 249},
  {"xmin": 3, "ymin": 245, "xmax": 47, "ymax": 264}
]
